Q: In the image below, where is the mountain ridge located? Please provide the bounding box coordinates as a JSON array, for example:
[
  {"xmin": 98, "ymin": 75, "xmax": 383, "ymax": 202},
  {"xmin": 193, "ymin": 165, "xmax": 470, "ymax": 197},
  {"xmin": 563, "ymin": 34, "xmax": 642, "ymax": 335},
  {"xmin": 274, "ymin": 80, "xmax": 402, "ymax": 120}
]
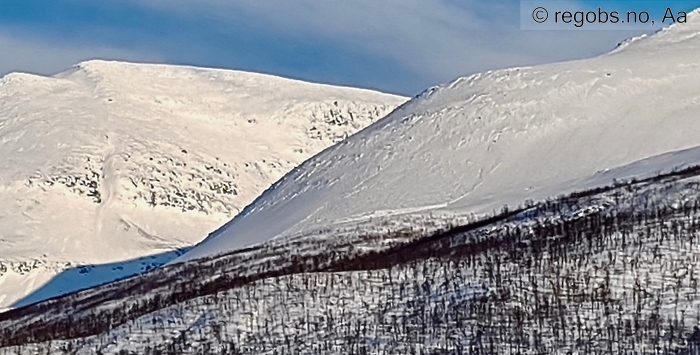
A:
[
  {"xmin": 176, "ymin": 10, "xmax": 700, "ymax": 263},
  {"xmin": 0, "ymin": 60, "xmax": 405, "ymax": 308}
]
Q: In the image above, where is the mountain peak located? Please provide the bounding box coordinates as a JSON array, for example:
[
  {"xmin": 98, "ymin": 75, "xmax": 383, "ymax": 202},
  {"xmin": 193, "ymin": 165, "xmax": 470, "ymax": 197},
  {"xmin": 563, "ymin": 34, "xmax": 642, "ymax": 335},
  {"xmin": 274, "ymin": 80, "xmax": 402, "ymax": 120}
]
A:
[
  {"xmin": 0, "ymin": 61, "xmax": 405, "ymax": 308},
  {"xmin": 611, "ymin": 7, "xmax": 700, "ymax": 54}
]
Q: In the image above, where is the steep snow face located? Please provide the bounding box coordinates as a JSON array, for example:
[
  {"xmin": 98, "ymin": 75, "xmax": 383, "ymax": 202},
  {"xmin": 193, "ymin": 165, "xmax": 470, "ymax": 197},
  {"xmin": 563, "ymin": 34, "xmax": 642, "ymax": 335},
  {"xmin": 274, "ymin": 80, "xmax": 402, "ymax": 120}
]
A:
[
  {"xmin": 0, "ymin": 60, "xmax": 405, "ymax": 308},
  {"xmin": 178, "ymin": 11, "xmax": 700, "ymax": 262}
]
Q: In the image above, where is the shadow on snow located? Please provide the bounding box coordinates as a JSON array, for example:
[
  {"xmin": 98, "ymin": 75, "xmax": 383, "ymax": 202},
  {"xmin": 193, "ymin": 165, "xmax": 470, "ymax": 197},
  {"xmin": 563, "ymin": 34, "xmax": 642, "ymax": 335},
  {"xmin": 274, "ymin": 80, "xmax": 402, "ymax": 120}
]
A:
[{"xmin": 11, "ymin": 247, "xmax": 192, "ymax": 309}]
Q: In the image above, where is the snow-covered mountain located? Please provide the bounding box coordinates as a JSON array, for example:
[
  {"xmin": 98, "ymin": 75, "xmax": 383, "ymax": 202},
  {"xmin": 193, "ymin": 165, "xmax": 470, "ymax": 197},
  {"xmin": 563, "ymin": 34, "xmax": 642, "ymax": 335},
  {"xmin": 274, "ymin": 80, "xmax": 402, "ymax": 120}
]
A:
[
  {"xmin": 0, "ymin": 61, "xmax": 406, "ymax": 309},
  {"xmin": 7, "ymin": 10, "xmax": 700, "ymax": 355},
  {"xmin": 6, "ymin": 169, "xmax": 700, "ymax": 353},
  {"xmin": 176, "ymin": 11, "xmax": 700, "ymax": 263}
]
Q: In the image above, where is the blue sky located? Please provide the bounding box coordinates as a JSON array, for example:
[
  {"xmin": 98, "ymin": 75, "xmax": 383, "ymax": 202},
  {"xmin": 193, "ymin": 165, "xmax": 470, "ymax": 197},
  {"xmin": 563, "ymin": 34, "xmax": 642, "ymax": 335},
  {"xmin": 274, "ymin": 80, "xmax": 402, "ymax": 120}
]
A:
[{"xmin": 0, "ymin": 0, "xmax": 698, "ymax": 95}]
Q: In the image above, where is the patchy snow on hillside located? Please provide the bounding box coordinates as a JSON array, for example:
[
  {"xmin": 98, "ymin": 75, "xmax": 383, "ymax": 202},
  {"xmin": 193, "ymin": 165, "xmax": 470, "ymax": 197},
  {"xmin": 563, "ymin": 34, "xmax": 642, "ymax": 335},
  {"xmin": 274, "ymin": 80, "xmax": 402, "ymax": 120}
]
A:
[
  {"xmin": 6, "ymin": 166, "xmax": 700, "ymax": 354},
  {"xmin": 0, "ymin": 60, "xmax": 405, "ymax": 308},
  {"xmin": 177, "ymin": 10, "xmax": 700, "ymax": 263}
]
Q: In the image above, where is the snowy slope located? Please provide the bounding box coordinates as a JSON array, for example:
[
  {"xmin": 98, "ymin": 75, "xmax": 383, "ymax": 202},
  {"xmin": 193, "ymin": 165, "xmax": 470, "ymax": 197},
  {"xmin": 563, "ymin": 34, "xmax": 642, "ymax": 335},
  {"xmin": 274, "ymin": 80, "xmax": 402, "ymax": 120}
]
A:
[
  {"xmin": 0, "ymin": 61, "xmax": 405, "ymax": 309},
  {"xmin": 5, "ymin": 167, "xmax": 700, "ymax": 354},
  {"xmin": 178, "ymin": 11, "xmax": 700, "ymax": 263}
]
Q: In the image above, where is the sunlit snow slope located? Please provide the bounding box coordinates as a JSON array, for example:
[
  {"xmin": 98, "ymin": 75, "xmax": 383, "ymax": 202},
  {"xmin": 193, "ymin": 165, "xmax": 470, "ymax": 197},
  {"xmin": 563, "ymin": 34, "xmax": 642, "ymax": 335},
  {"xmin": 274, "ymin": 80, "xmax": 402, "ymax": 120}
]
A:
[
  {"xmin": 179, "ymin": 12, "xmax": 700, "ymax": 263},
  {"xmin": 0, "ymin": 60, "xmax": 405, "ymax": 308}
]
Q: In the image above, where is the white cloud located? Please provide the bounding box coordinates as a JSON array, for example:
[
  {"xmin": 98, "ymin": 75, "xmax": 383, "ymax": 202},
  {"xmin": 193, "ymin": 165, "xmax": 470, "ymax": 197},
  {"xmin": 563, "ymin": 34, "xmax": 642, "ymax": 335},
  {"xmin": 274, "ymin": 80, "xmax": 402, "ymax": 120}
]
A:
[
  {"xmin": 0, "ymin": 33, "xmax": 162, "ymax": 77},
  {"xmin": 137, "ymin": 0, "xmax": 652, "ymax": 88},
  {"xmin": 0, "ymin": 1, "xmax": 663, "ymax": 93}
]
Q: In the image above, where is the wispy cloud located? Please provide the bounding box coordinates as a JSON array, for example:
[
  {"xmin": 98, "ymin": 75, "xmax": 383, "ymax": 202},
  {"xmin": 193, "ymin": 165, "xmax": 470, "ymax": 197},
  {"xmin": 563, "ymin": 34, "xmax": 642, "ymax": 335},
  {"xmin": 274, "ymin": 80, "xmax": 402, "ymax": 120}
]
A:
[
  {"xmin": 0, "ymin": 32, "xmax": 162, "ymax": 77},
  {"xmin": 2, "ymin": 0, "xmax": 695, "ymax": 94},
  {"xmin": 134, "ymin": 0, "xmax": 657, "ymax": 93}
]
